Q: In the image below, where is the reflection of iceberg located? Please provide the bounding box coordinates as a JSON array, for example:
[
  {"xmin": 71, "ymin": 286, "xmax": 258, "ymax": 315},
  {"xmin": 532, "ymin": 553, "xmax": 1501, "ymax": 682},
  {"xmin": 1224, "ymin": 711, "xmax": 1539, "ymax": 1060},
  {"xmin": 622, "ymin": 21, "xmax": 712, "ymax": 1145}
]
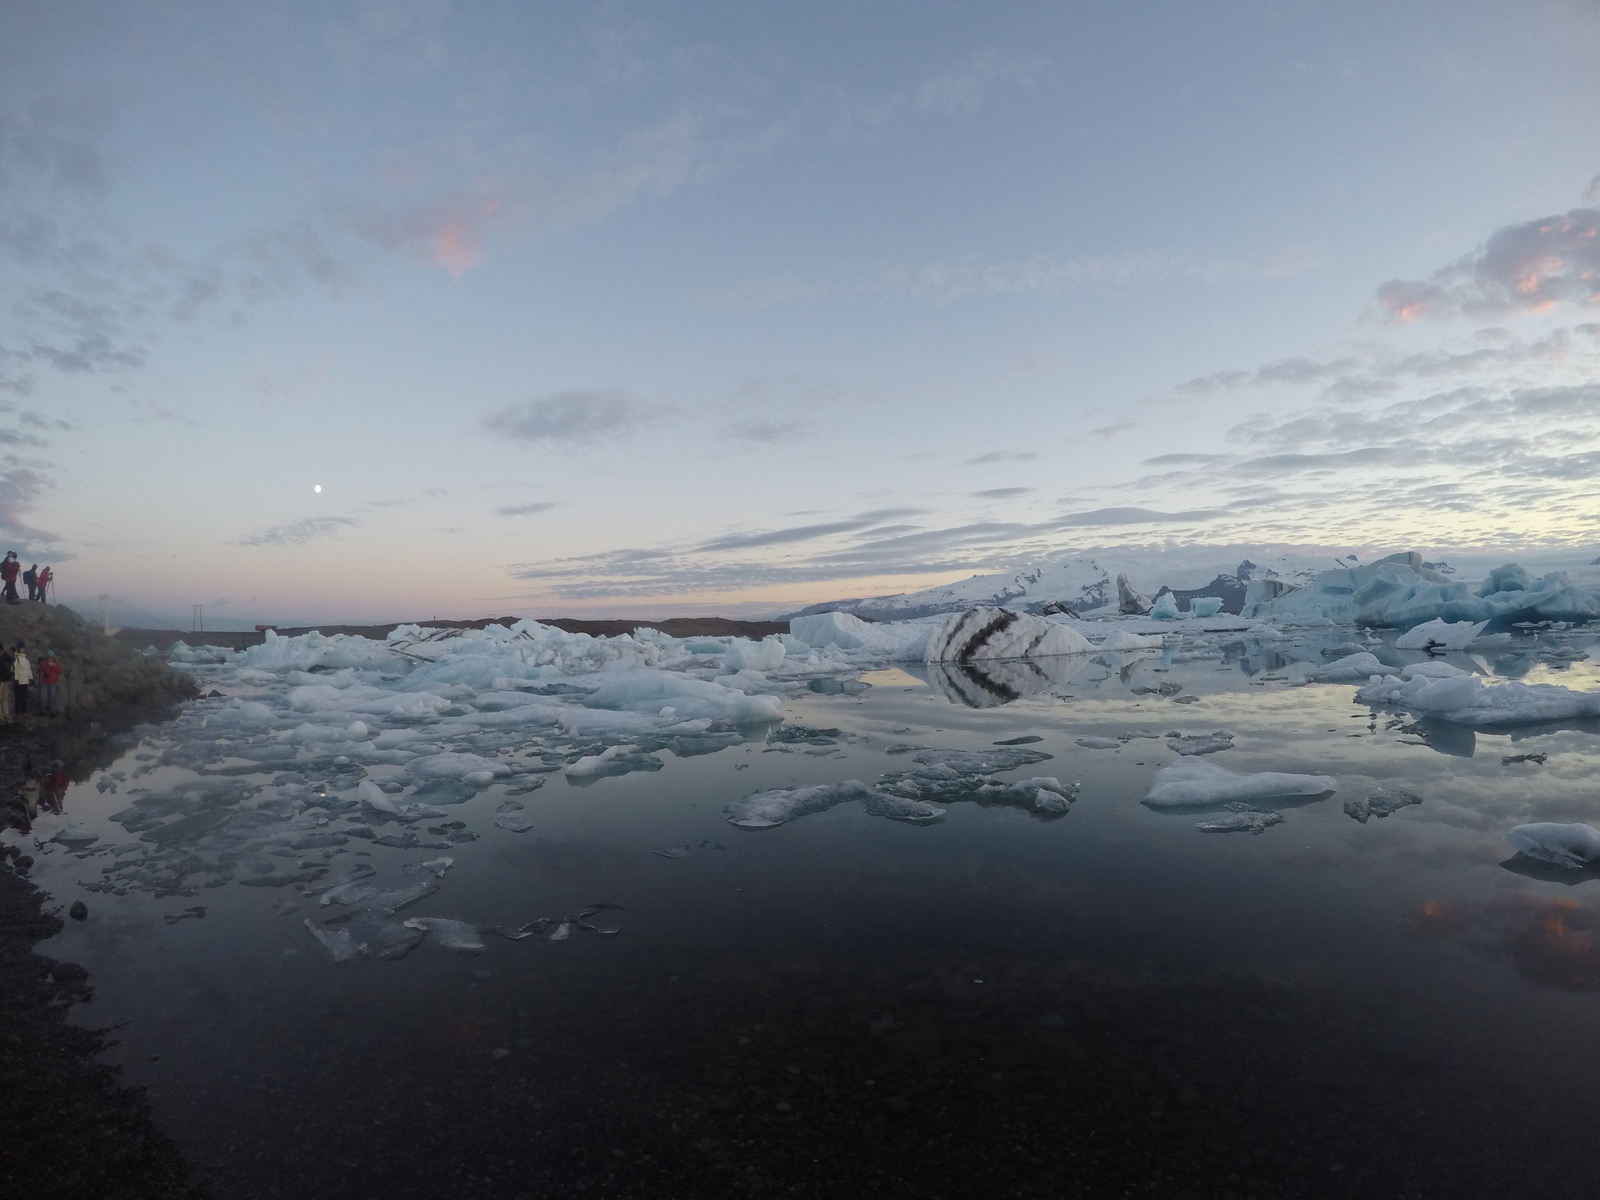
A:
[{"xmin": 921, "ymin": 655, "xmax": 1092, "ymax": 707}]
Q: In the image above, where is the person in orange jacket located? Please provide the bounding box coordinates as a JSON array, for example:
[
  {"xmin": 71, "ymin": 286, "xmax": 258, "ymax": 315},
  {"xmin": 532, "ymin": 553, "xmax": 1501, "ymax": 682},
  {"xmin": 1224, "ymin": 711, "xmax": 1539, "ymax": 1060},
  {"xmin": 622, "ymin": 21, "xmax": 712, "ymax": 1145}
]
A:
[
  {"xmin": 37, "ymin": 650, "xmax": 62, "ymax": 716},
  {"xmin": 36, "ymin": 565, "xmax": 52, "ymax": 602}
]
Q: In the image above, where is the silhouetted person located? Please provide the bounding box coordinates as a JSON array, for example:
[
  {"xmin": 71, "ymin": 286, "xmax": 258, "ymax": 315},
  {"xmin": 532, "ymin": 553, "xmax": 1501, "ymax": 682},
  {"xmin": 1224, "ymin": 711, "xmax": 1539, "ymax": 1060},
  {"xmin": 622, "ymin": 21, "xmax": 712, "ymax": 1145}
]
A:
[
  {"xmin": 22, "ymin": 563, "xmax": 37, "ymax": 601},
  {"xmin": 36, "ymin": 565, "xmax": 51, "ymax": 602},
  {"xmin": 1, "ymin": 553, "xmax": 18, "ymax": 603}
]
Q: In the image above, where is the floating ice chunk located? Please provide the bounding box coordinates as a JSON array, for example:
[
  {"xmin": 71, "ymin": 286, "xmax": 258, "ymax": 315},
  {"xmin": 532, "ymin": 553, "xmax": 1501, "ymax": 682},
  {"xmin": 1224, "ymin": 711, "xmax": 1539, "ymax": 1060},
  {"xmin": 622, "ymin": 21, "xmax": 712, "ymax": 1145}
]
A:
[
  {"xmin": 319, "ymin": 881, "xmax": 437, "ymax": 913},
  {"xmin": 409, "ymin": 752, "xmax": 510, "ymax": 781},
  {"xmin": 1395, "ymin": 619, "xmax": 1488, "ymax": 651},
  {"xmin": 1400, "ymin": 661, "xmax": 1468, "ymax": 681},
  {"xmin": 725, "ymin": 781, "xmax": 876, "ymax": 829},
  {"xmin": 304, "ymin": 919, "xmax": 366, "ymax": 962},
  {"xmin": 371, "ymin": 922, "xmax": 425, "ymax": 960},
  {"xmin": 923, "ymin": 607, "xmax": 1091, "ymax": 662},
  {"xmin": 1143, "ymin": 758, "xmax": 1333, "ymax": 808},
  {"xmin": 860, "ymin": 792, "xmax": 947, "ymax": 824},
  {"xmin": 494, "ymin": 813, "xmax": 535, "ymax": 833},
  {"xmin": 1119, "ymin": 729, "xmax": 1163, "ymax": 741},
  {"xmin": 1167, "ymin": 731, "xmax": 1234, "ymax": 756},
  {"xmin": 1505, "ymin": 823, "xmax": 1600, "ymax": 870},
  {"xmin": 1150, "ymin": 592, "xmax": 1181, "ymax": 620},
  {"xmin": 1343, "ymin": 788, "xmax": 1422, "ymax": 823},
  {"xmin": 358, "ymin": 779, "xmax": 398, "ymax": 814},
  {"xmin": 1098, "ymin": 630, "xmax": 1163, "ymax": 652},
  {"xmin": 1195, "ymin": 804, "xmax": 1283, "ymax": 834},
  {"xmin": 582, "ymin": 670, "xmax": 784, "ymax": 724},
  {"xmin": 1306, "ymin": 652, "xmax": 1399, "ymax": 683},
  {"xmin": 1190, "ymin": 596, "xmax": 1225, "ymax": 617},
  {"xmin": 1117, "ymin": 573, "xmax": 1152, "ymax": 615},
  {"xmin": 972, "ymin": 777, "xmax": 1076, "ymax": 816},
  {"xmin": 403, "ymin": 917, "xmax": 485, "ymax": 953},
  {"xmin": 402, "ymin": 856, "xmax": 454, "ymax": 878},
  {"xmin": 723, "ymin": 636, "xmax": 786, "ymax": 672},
  {"xmin": 1356, "ymin": 673, "xmax": 1600, "ymax": 724},
  {"xmin": 1075, "ymin": 737, "xmax": 1121, "ymax": 750},
  {"xmin": 566, "ymin": 746, "xmax": 665, "ymax": 778},
  {"xmin": 911, "ymin": 747, "xmax": 1053, "ymax": 773},
  {"xmin": 653, "ymin": 844, "xmax": 691, "ymax": 859},
  {"xmin": 50, "ymin": 824, "xmax": 99, "ymax": 849}
]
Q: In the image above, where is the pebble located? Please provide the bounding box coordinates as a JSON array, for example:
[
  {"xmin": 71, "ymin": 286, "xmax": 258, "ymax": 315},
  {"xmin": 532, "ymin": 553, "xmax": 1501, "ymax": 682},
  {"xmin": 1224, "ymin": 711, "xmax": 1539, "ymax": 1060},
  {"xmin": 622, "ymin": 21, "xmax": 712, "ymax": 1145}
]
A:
[{"xmin": 68, "ymin": 900, "xmax": 88, "ymax": 921}]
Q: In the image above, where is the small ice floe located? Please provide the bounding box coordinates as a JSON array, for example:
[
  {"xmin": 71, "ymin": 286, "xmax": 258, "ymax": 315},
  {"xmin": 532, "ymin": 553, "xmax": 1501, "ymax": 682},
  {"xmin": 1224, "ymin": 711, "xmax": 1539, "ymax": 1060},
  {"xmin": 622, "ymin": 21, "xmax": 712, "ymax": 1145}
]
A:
[
  {"xmin": 272, "ymin": 900, "xmax": 300, "ymax": 917},
  {"xmin": 1502, "ymin": 753, "xmax": 1547, "ymax": 766},
  {"xmin": 1194, "ymin": 804, "xmax": 1283, "ymax": 834},
  {"xmin": 725, "ymin": 782, "xmax": 875, "ymax": 830},
  {"xmin": 1505, "ymin": 823, "xmax": 1600, "ymax": 870},
  {"xmin": 357, "ymin": 779, "xmax": 399, "ymax": 814},
  {"xmin": 1118, "ymin": 729, "xmax": 1162, "ymax": 741},
  {"xmin": 1343, "ymin": 788, "xmax": 1422, "ymax": 824},
  {"xmin": 1098, "ymin": 630, "xmax": 1163, "ymax": 652},
  {"xmin": 1075, "ymin": 737, "xmax": 1121, "ymax": 750},
  {"xmin": 548, "ymin": 922, "xmax": 571, "ymax": 942},
  {"xmin": 494, "ymin": 813, "xmax": 535, "ymax": 833},
  {"xmin": 912, "ymin": 747, "xmax": 1052, "ymax": 773},
  {"xmin": 372, "ymin": 922, "xmax": 425, "ymax": 960},
  {"xmin": 496, "ymin": 799, "xmax": 524, "ymax": 813},
  {"xmin": 565, "ymin": 745, "xmax": 664, "ymax": 778},
  {"xmin": 50, "ymin": 824, "xmax": 99, "ymax": 849},
  {"xmin": 319, "ymin": 880, "xmax": 437, "ymax": 913},
  {"xmin": 402, "ymin": 916, "xmax": 485, "ymax": 954},
  {"xmin": 993, "ymin": 735, "xmax": 1043, "ymax": 746},
  {"xmin": 401, "ymin": 856, "xmax": 453, "ymax": 878},
  {"xmin": 1394, "ymin": 619, "xmax": 1488, "ymax": 652},
  {"xmin": 1143, "ymin": 758, "xmax": 1333, "ymax": 808},
  {"xmin": 304, "ymin": 918, "xmax": 367, "ymax": 962},
  {"xmin": 1167, "ymin": 731, "xmax": 1234, "ymax": 756},
  {"xmin": 1358, "ymin": 669, "xmax": 1600, "ymax": 725},
  {"xmin": 1306, "ymin": 653, "xmax": 1398, "ymax": 683},
  {"xmin": 163, "ymin": 905, "xmax": 207, "ymax": 924},
  {"xmin": 860, "ymin": 792, "xmax": 947, "ymax": 825},
  {"xmin": 654, "ymin": 844, "xmax": 692, "ymax": 858}
]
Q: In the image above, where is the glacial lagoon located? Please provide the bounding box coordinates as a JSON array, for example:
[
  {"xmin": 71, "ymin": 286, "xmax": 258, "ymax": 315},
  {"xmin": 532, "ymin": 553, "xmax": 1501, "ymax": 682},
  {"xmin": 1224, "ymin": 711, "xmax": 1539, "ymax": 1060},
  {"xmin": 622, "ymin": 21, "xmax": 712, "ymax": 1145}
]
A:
[{"xmin": 18, "ymin": 622, "xmax": 1600, "ymax": 1198}]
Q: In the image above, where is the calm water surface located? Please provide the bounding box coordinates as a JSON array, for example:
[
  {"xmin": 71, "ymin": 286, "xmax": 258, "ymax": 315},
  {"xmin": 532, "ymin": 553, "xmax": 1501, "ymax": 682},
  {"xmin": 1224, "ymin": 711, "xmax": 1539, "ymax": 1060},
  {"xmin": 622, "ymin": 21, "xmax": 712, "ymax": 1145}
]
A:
[{"xmin": 18, "ymin": 630, "xmax": 1600, "ymax": 1199}]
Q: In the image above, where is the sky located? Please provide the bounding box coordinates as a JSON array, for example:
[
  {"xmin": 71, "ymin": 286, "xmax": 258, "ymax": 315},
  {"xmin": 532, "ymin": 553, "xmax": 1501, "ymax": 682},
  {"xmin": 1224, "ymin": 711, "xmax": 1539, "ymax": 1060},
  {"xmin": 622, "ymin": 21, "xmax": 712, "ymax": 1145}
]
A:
[{"xmin": 3, "ymin": 0, "xmax": 1600, "ymax": 627}]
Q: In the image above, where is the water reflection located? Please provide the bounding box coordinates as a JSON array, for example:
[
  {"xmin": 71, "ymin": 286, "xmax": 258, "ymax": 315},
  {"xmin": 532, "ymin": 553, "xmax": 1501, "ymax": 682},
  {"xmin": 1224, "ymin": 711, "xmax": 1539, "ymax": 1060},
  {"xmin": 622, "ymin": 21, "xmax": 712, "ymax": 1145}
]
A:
[{"xmin": 915, "ymin": 654, "xmax": 1092, "ymax": 707}]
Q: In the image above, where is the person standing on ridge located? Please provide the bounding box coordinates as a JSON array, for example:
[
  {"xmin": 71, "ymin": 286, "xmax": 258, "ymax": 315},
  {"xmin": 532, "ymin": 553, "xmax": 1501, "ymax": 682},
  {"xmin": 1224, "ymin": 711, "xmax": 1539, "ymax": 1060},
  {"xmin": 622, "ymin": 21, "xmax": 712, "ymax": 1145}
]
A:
[
  {"xmin": 22, "ymin": 563, "xmax": 37, "ymax": 601},
  {"xmin": 37, "ymin": 650, "xmax": 62, "ymax": 716},
  {"xmin": 12, "ymin": 642, "xmax": 32, "ymax": 715},
  {"xmin": 0, "ymin": 643, "xmax": 13, "ymax": 725},
  {"xmin": 1, "ymin": 553, "xmax": 18, "ymax": 603},
  {"xmin": 36, "ymin": 565, "xmax": 52, "ymax": 602}
]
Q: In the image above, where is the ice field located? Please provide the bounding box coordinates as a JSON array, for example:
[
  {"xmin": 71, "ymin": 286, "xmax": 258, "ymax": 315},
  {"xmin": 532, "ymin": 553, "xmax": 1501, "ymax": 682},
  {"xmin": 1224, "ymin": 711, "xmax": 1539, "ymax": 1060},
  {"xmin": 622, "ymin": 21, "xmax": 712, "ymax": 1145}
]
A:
[{"xmin": 18, "ymin": 569, "xmax": 1600, "ymax": 1197}]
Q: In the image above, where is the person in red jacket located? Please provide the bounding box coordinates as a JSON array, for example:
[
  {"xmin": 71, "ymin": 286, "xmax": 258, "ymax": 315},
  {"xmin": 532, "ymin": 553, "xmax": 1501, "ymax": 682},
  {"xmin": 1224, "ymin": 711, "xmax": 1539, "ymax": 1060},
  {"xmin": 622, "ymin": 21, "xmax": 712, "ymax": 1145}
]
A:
[
  {"xmin": 37, "ymin": 651, "xmax": 62, "ymax": 716},
  {"xmin": 35, "ymin": 565, "xmax": 52, "ymax": 602},
  {"xmin": 0, "ymin": 553, "xmax": 18, "ymax": 604}
]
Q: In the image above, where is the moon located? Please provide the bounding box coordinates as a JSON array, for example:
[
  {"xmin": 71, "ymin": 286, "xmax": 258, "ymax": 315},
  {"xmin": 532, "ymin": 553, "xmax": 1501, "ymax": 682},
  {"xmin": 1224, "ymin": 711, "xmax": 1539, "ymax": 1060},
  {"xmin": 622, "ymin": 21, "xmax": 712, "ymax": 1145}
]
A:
[{"xmin": 313, "ymin": 484, "xmax": 322, "ymax": 493}]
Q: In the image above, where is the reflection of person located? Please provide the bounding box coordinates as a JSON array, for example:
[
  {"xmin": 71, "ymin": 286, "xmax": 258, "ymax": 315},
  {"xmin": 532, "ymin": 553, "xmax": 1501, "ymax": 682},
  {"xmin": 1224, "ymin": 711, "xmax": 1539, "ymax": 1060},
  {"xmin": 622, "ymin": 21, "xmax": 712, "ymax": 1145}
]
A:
[
  {"xmin": 36, "ymin": 565, "xmax": 51, "ymax": 602},
  {"xmin": 0, "ymin": 553, "xmax": 17, "ymax": 603},
  {"xmin": 37, "ymin": 651, "xmax": 62, "ymax": 716},
  {"xmin": 22, "ymin": 777, "xmax": 39, "ymax": 819},
  {"xmin": 43, "ymin": 761, "xmax": 68, "ymax": 814},
  {"xmin": 12, "ymin": 642, "xmax": 31, "ymax": 716}
]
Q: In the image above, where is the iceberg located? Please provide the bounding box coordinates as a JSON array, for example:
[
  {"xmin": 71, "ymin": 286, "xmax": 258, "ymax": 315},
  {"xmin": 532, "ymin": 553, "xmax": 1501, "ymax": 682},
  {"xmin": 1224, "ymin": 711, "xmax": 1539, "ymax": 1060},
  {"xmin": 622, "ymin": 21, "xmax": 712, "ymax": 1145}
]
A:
[
  {"xmin": 722, "ymin": 636, "xmax": 785, "ymax": 672},
  {"xmin": 1098, "ymin": 630, "xmax": 1163, "ymax": 652},
  {"xmin": 1149, "ymin": 592, "xmax": 1181, "ymax": 620},
  {"xmin": 1306, "ymin": 652, "xmax": 1398, "ymax": 683},
  {"xmin": 1394, "ymin": 619, "xmax": 1487, "ymax": 651},
  {"xmin": 923, "ymin": 607, "xmax": 1090, "ymax": 662},
  {"xmin": 1244, "ymin": 552, "xmax": 1600, "ymax": 629},
  {"xmin": 403, "ymin": 916, "xmax": 486, "ymax": 954},
  {"xmin": 1343, "ymin": 788, "xmax": 1422, "ymax": 823},
  {"xmin": 1117, "ymin": 573, "xmax": 1152, "ymax": 615},
  {"xmin": 1194, "ymin": 804, "xmax": 1283, "ymax": 834},
  {"xmin": 725, "ymin": 781, "xmax": 876, "ymax": 829},
  {"xmin": 1505, "ymin": 823, "xmax": 1600, "ymax": 870},
  {"xmin": 1143, "ymin": 758, "xmax": 1334, "ymax": 808},
  {"xmin": 1356, "ymin": 670, "xmax": 1600, "ymax": 725}
]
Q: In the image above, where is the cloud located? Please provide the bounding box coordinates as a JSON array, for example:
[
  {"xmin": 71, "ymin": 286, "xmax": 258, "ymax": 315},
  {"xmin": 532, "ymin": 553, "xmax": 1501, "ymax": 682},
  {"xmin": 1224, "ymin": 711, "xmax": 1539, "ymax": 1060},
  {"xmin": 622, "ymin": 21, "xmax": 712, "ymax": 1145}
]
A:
[
  {"xmin": 0, "ymin": 463, "xmax": 54, "ymax": 542},
  {"xmin": 237, "ymin": 515, "xmax": 361, "ymax": 546},
  {"xmin": 724, "ymin": 416, "xmax": 808, "ymax": 443},
  {"xmin": 695, "ymin": 509, "xmax": 926, "ymax": 553},
  {"xmin": 1090, "ymin": 417, "xmax": 1138, "ymax": 438},
  {"xmin": 972, "ymin": 487, "xmax": 1032, "ymax": 499},
  {"xmin": 496, "ymin": 501, "xmax": 557, "ymax": 517},
  {"xmin": 1053, "ymin": 506, "xmax": 1230, "ymax": 527},
  {"xmin": 1375, "ymin": 205, "xmax": 1600, "ymax": 321},
  {"xmin": 484, "ymin": 390, "xmax": 664, "ymax": 444},
  {"xmin": 964, "ymin": 450, "xmax": 1039, "ymax": 465}
]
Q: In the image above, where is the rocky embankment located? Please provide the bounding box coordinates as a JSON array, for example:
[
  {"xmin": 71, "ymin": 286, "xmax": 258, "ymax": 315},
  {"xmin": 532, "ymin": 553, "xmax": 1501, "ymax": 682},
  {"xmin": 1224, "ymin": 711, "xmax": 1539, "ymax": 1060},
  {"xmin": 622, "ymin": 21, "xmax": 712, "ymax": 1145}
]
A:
[{"xmin": 2, "ymin": 604, "xmax": 196, "ymax": 717}]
